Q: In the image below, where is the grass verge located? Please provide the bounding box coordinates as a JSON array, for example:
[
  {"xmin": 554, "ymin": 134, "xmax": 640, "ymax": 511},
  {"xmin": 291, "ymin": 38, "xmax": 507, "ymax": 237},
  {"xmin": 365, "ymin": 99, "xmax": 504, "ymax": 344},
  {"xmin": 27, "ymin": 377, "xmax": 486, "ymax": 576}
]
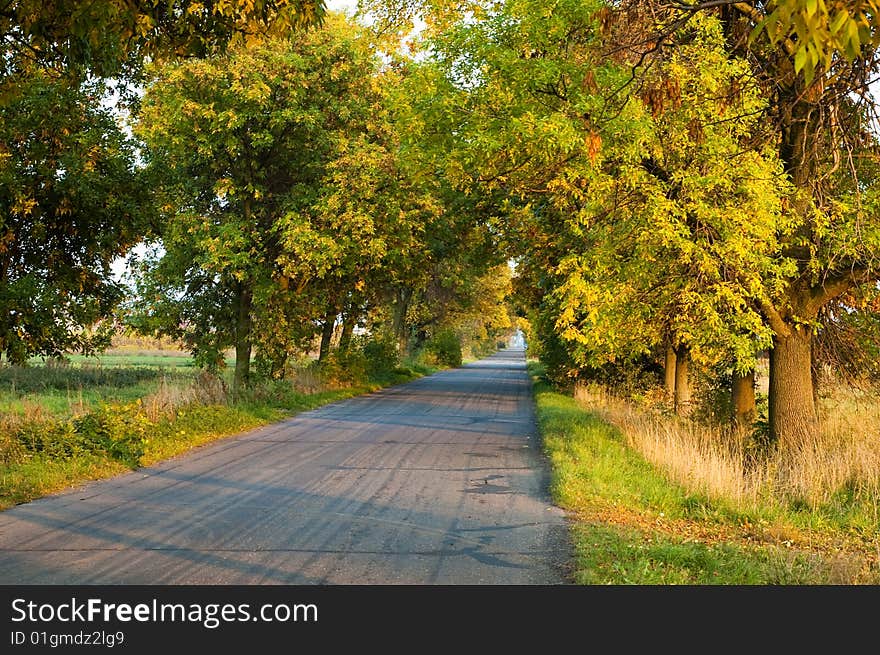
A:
[{"xmin": 530, "ymin": 362, "xmax": 880, "ymax": 584}]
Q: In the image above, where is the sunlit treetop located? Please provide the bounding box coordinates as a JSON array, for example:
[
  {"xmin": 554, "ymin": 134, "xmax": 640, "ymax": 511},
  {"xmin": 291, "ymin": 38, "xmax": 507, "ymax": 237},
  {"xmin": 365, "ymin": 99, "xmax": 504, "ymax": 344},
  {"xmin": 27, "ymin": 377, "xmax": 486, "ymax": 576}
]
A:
[
  {"xmin": 367, "ymin": 1, "xmax": 880, "ymax": 83},
  {"xmin": 668, "ymin": 0, "xmax": 880, "ymax": 83},
  {"xmin": 0, "ymin": 0, "xmax": 326, "ymax": 84}
]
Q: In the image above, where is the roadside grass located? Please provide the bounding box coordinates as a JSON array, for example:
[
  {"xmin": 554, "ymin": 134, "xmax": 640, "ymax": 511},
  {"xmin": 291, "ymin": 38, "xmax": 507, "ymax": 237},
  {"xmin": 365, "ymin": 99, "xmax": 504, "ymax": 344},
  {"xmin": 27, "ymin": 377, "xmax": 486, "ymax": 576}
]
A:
[
  {"xmin": 0, "ymin": 354, "xmax": 437, "ymax": 511},
  {"xmin": 582, "ymin": 387, "xmax": 880, "ymax": 540},
  {"xmin": 138, "ymin": 383, "xmax": 388, "ymax": 468},
  {"xmin": 530, "ymin": 362, "xmax": 880, "ymax": 585},
  {"xmin": 0, "ymin": 456, "xmax": 129, "ymax": 508}
]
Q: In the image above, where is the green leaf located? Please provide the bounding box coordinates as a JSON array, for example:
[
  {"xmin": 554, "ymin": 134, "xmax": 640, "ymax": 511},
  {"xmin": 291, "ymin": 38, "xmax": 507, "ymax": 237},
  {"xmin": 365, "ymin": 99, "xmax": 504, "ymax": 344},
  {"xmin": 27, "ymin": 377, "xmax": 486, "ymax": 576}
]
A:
[
  {"xmin": 829, "ymin": 10, "xmax": 849, "ymax": 35},
  {"xmin": 794, "ymin": 45, "xmax": 808, "ymax": 73}
]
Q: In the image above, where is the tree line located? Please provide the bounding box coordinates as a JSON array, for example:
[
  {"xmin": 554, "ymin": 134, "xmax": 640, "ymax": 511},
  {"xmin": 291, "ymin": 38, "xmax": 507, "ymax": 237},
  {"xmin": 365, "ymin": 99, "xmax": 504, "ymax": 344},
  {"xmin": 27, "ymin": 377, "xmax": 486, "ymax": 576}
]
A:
[
  {"xmin": 0, "ymin": 2, "xmax": 515, "ymax": 395},
  {"xmin": 2, "ymin": 1, "xmax": 879, "ymax": 446},
  {"xmin": 363, "ymin": 0, "xmax": 880, "ymax": 446}
]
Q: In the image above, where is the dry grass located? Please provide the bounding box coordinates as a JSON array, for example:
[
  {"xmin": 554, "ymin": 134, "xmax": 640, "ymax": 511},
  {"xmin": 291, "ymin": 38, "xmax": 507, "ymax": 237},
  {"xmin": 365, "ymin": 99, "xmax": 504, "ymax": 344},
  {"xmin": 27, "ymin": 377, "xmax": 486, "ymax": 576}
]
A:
[
  {"xmin": 107, "ymin": 334, "xmax": 190, "ymax": 353},
  {"xmin": 536, "ymin": 370, "xmax": 880, "ymax": 584},
  {"xmin": 141, "ymin": 371, "xmax": 230, "ymax": 421},
  {"xmin": 575, "ymin": 383, "xmax": 760, "ymax": 504},
  {"xmin": 139, "ymin": 362, "xmax": 334, "ymax": 418},
  {"xmin": 287, "ymin": 364, "xmax": 326, "ymax": 394},
  {"xmin": 574, "ymin": 382, "xmax": 880, "ymax": 510}
]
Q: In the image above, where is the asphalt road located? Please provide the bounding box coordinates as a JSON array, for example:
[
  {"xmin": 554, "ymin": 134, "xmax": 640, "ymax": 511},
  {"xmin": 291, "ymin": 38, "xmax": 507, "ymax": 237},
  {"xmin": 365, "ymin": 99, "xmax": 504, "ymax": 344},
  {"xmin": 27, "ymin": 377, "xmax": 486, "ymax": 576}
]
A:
[{"xmin": 0, "ymin": 348, "xmax": 570, "ymax": 584}]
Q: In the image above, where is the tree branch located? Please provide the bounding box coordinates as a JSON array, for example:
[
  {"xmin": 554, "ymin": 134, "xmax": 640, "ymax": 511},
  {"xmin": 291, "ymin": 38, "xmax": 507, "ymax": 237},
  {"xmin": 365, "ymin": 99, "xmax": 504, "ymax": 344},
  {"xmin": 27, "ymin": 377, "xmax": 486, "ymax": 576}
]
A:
[
  {"xmin": 807, "ymin": 267, "xmax": 874, "ymax": 316},
  {"xmin": 759, "ymin": 297, "xmax": 792, "ymax": 338}
]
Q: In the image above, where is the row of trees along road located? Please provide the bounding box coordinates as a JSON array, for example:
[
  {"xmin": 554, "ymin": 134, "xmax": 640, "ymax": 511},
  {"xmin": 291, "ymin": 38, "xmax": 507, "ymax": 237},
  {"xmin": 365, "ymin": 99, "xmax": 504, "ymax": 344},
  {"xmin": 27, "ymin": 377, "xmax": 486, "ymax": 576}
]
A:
[
  {"xmin": 373, "ymin": 0, "xmax": 880, "ymax": 446},
  {"xmin": 3, "ymin": 1, "xmax": 879, "ymax": 446},
  {"xmin": 1, "ymin": 2, "xmax": 515, "ymax": 396},
  {"xmin": 0, "ymin": 1, "xmax": 326, "ymax": 363},
  {"xmin": 130, "ymin": 14, "xmax": 509, "ymax": 393}
]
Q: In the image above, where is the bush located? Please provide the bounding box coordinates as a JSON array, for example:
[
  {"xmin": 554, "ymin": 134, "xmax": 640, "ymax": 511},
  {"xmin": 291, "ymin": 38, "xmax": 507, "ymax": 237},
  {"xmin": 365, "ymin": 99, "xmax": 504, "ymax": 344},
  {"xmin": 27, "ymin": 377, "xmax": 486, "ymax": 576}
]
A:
[
  {"xmin": 72, "ymin": 402, "xmax": 154, "ymax": 467},
  {"xmin": 361, "ymin": 333, "xmax": 400, "ymax": 376},
  {"xmin": 312, "ymin": 333, "xmax": 402, "ymax": 387},
  {"xmin": 318, "ymin": 348, "xmax": 367, "ymax": 388},
  {"xmin": 690, "ymin": 366, "xmax": 735, "ymax": 426},
  {"xmin": 425, "ymin": 328, "xmax": 462, "ymax": 368},
  {"xmin": 0, "ymin": 430, "xmax": 27, "ymax": 465},
  {"xmin": 13, "ymin": 419, "xmax": 86, "ymax": 460},
  {"xmin": 1, "ymin": 401, "xmax": 154, "ymax": 468}
]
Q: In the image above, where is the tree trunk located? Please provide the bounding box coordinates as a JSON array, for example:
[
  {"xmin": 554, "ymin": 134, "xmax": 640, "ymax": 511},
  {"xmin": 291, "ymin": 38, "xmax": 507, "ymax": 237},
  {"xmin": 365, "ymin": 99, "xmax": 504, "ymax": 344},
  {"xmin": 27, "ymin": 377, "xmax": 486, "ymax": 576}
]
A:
[
  {"xmin": 810, "ymin": 340, "xmax": 821, "ymax": 409},
  {"xmin": 232, "ymin": 282, "xmax": 253, "ymax": 397},
  {"xmin": 732, "ymin": 370, "xmax": 756, "ymax": 430},
  {"xmin": 664, "ymin": 345, "xmax": 677, "ymax": 402},
  {"xmin": 768, "ymin": 326, "xmax": 817, "ymax": 444},
  {"xmin": 674, "ymin": 345, "xmax": 691, "ymax": 417},
  {"xmin": 391, "ymin": 287, "xmax": 412, "ymax": 356},
  {"xmin": 318, "ymin": 309, "xmax": 335, "ymax": 362}
]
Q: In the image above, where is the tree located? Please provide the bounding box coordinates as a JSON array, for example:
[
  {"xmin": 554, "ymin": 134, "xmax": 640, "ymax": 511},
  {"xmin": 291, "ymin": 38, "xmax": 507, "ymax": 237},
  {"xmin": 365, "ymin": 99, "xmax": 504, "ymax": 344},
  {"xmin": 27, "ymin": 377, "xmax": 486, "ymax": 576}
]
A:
[
  {"xmin": 393, "ymin": 0, "xmax": 880, "ymax": 442},
  {"xmin": 300, "ymin": 122, "xmax": 443, "ymax": 360},
  {"xmin": 391, "ymin": 3, "xmax": 779, "ymax": 402},
  {"xmin": 0, "ymin": 1, "xmax": 325, "ymax": 88},
  {"xmin": 443, "ymin": 263, "xmax": 516, "ymax": 357},
  {"xmin": 0, "ymin": 72, "xmax": 152, "ymax": 363},
  {"xmin": 543, "ymin": 13, "xmax": 792, "ymax": 419},
  {"xmin": 132, "ymin": 14, "xmax": 384, "ymax": 393},
  {"xmin": 307, "ymin": 57, "xmax": 503, "ymax": 360},
  {"xmin": 0, "ymin": 1, "xmax": 326, "ymax": 368},
  {"xmin": 654, "ymin": 1, "xmax": 880, "ymax": 442},
  {"xmin": 682, "ymin": 0, "xmax": 880, "ymax": 83}
]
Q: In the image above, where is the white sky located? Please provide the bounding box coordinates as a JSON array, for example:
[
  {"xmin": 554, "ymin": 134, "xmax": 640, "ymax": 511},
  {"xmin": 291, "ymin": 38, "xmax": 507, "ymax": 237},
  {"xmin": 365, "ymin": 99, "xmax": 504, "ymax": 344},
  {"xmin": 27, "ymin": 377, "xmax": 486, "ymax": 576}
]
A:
[{"xmin": 326, "ymin": 0, "xmax": 358, "ymax": 15}]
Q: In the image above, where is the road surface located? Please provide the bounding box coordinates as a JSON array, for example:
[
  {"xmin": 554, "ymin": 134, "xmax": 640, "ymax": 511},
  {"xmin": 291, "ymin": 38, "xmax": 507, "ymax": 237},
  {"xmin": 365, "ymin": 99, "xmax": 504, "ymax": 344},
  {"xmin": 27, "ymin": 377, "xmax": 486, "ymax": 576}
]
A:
[{"xmin": 0, "ymin": 349, "xmax": 570, "ymax": 584}]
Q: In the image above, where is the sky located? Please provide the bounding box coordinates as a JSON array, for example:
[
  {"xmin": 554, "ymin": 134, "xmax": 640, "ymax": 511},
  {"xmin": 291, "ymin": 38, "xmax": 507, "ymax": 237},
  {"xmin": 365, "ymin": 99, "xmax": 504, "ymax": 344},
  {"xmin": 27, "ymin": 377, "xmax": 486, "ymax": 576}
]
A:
[{"xmin": 327, "ymin": 0, "xmax": 358, "ymax": 15}]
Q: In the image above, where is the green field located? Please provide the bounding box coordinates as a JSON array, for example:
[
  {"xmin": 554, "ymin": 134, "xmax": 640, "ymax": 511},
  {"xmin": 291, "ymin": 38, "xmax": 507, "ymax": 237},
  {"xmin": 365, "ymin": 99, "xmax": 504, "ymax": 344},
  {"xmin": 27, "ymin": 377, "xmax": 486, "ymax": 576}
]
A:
[
  {"xmin": 4, "ymin": 351, "xmax": 213, "ymax": 418},
  {"xmin": 62, "ymin": 353, "xmax": 209, "ymax": 368}
]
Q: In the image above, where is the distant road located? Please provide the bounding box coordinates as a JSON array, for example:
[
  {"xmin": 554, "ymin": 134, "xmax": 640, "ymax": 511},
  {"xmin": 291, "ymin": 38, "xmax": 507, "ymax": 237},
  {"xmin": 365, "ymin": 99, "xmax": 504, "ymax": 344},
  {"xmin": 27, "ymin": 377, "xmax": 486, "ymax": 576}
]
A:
[{"xmin": 0, "ymin": 349, "xmax": 570, "ymax": 584}]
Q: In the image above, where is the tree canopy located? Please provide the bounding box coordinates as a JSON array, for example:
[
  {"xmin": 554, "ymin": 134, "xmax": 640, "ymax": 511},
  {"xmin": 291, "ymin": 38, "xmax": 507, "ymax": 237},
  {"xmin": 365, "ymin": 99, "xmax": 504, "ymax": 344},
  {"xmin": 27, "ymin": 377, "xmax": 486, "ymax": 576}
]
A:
[
  {"xmin": 0, "ymin": 0, "xmax": 327, "ymax": 365},
  {"xmin": 132, "ymin": 12, "xmax": 386, "ymax": 391},
  {"xmin": 0, "ymin": 0, "xmax": 325, "ymax": 84},
  {"xmin": 376, "ymin": 0, "xmax": 880, "ymax": 442},
  {"xmin": 4, "ymin": 0, "xmax": 878, "ymax": 449},
  {"xmin": 0, "ymin": 72, "xmax": 153, "ymax": 362}
]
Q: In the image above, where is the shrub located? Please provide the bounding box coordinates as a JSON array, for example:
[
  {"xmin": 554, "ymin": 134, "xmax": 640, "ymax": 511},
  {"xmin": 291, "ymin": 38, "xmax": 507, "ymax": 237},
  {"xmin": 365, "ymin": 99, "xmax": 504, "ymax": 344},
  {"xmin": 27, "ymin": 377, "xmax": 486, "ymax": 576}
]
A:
[
  {"xmin": 73, "ymin": 402, "xmax": 154, "ymax": 467},
  {"xmin": 425, "ymin": 328, "xmax": 462, "ymax": 368},
  {"xmin": 13, "ymin": 419, "xmax": 88, "ymax": 460},
  {"xmin": 361, "ymin": 333, "xmax": 400, "ymax": 376},
  {"xmin": 317, "ymin": 353, "xmax": 357, "ymax": 388},
  {"xmin": 690, "ymin": 366, "xmax": 736, "ymax": 426},
  {"xmin": 0, "ymin": 430, "xmax": 27, "ymax": 465},
  {"xmin": 332, "ymin": 346, "xmax": 369, "ymax": 382},
  {"xmin": 0, "ymin": 400, "xmax": 154, "ymax": 468}
]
